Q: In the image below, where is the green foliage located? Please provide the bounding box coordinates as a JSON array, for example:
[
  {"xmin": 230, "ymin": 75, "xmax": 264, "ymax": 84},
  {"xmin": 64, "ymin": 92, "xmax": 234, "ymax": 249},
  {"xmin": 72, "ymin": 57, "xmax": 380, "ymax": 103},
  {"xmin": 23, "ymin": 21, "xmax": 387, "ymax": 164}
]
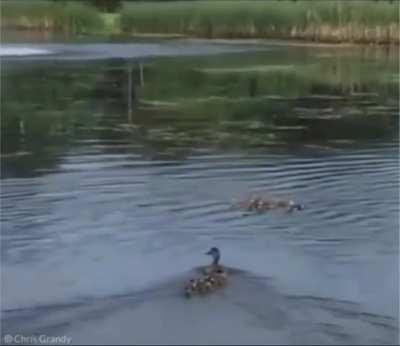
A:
[
  {"xmin": 1, "ymin": 0, "xmax": 398, "ymax": 42},
  {"xmin": 87, "ymin": 0, "xmax": 122, "ymax": 13},
  {"xmin": 1, "ymin": 0, "xmax": 105, "ymax": 33},
  {"xmin": 119, "ymin": 0, "xmax": 399, "ymax": 42}
]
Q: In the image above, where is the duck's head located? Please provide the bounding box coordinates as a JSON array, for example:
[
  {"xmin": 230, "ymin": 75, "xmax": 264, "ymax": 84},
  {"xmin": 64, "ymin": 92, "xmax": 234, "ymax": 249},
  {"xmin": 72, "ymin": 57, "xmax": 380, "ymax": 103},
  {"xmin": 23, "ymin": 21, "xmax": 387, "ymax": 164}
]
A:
[
  {"xmin": 288, "ymin": 200, "xmax": 304, "ymax": 212},
  {"xmin": 206, "ymin": 247, "xmax": 221, "ymax": 265}
]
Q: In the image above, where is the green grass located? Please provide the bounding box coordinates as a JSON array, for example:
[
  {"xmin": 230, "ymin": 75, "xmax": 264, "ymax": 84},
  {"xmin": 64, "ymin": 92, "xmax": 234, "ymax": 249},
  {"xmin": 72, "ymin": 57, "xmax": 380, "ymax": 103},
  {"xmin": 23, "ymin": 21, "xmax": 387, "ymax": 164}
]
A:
[
  {"xmin": 119, "ymin": 0, "xmax": 399, "ymax": 43},
  {"xmin": 1, "ymin": 0, "xmax": 398, "ymax": 43},
  {"xmin": 1, "ymin": 0, "xmax": 105, "ymax": 34}
]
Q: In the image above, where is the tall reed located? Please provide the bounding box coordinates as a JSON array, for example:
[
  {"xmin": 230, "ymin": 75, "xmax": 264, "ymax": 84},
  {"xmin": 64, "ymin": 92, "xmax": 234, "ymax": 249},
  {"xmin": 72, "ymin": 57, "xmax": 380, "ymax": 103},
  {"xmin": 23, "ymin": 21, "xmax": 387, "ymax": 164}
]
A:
[
  {"xmin": 119, "ymin": 0, "xmax": 399, "ymax": 44},
  {"xmin": 1, "ymin": 0, "xmax": 104, "ymax": 34}
]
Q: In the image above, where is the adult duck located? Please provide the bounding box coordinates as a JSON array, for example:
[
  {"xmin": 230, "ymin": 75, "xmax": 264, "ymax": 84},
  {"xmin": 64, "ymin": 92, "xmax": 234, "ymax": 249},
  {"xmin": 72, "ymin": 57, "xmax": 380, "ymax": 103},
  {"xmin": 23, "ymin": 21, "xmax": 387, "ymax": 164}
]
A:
[{"xmin": 184, "ymin": 247, "xmax": 228, "ymax": 298}]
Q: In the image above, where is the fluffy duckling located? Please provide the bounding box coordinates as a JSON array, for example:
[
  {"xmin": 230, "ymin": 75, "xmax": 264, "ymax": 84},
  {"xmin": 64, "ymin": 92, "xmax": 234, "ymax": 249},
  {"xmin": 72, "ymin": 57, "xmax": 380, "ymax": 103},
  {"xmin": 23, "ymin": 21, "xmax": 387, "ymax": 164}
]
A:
[
  {"xmin": 235, "ymin": 196, "xmax": 303, "ymax": 213},
  {"xmin": 277, "ymin": 200, "xmax": 304, "ymax": 212},
  {"xmin": 184, "ymin": 273, "xmax": 227, "ymax": 298},
  {"xmin": 209, "ymin": 268, "xmax": 228, "ymax": 287},
  {"xmin": 184, "ymin": 276, "xmax": 214, "ymax": 298},
  {"xmin": 185, "ymin": 278, "xmax": 210, "ymax": 298}
]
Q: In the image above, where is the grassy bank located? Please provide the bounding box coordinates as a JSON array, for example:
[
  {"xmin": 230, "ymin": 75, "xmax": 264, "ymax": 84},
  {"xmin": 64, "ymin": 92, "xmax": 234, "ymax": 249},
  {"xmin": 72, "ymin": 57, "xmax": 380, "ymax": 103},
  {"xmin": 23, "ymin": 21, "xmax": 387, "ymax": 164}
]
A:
[
  {"xmin": 120, "ymin": 0, "xmax": 399, "ymax": 44},
  {"xmin": 1, "ymin": 0, "xmax": 399, "ymax": 44},
  {"xmin": 1, "ymin": 0, "xmax": 104, "ymax": 34}
]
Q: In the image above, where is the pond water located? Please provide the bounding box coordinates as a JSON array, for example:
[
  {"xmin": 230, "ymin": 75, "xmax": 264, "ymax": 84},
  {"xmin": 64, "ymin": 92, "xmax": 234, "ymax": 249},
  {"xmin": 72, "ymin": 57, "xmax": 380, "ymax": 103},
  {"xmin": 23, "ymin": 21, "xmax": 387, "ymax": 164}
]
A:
[{"xmin": 1, "ymin": 39, "xmax": 399, "ymax": 345}]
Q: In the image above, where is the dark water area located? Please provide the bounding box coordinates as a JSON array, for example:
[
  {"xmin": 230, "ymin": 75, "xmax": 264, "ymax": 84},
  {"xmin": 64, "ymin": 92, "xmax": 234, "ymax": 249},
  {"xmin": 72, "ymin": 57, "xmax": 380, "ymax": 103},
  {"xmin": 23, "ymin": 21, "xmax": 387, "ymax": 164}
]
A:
[{"xmin": 1, "ymin": 39, "xmax": 399, "ymax": 344}]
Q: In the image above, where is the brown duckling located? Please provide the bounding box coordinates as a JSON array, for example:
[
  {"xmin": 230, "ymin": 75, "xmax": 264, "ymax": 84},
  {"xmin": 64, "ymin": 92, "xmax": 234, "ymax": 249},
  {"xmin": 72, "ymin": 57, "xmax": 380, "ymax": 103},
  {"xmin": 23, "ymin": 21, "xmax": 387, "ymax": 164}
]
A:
[
  {"xmin": 234, "ymin": 196, "xmax": 303, "ymax": 213},
  {"xmin": 209, "ymin": 268, "xmax": 228, "ymax": 287},
  {"xmin": 184, "ymin": 275, "xmax": 216, "ymax": 298}
]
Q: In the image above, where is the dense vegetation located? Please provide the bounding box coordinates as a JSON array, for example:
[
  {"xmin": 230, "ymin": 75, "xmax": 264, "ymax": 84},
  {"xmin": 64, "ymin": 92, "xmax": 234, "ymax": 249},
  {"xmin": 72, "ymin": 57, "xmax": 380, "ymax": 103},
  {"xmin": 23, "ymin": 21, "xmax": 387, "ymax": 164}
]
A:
[
  {"xmin": 119, "ymin": 0, "xmax": 399, "ymax": 43},
  {"xmin": 1, "ymin": 0, "xmax": 105, "ymax": 34},
  {"xmin": 1, "ymin": 0, "xmax": 399, "ymax": 43}
]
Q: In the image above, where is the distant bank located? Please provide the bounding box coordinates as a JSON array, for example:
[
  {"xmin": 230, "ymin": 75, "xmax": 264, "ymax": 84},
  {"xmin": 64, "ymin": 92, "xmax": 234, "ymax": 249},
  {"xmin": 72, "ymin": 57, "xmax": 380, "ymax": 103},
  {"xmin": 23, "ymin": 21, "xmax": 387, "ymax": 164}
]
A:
[{"xmin": 1, "ymin": 0, "xmax": 399, "ymax": 45}]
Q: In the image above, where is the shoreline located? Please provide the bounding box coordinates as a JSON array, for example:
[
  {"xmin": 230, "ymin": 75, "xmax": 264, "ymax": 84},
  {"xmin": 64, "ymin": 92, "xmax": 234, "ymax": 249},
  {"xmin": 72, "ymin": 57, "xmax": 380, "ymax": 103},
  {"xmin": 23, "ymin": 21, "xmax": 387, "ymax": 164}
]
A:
[
  {"xmin": 2, "ymin": 0, "xmax": 398, "ymax": 46},
  {"xmin": 2, "ymin": 28, "xmax": 398, "ymax": 47}
]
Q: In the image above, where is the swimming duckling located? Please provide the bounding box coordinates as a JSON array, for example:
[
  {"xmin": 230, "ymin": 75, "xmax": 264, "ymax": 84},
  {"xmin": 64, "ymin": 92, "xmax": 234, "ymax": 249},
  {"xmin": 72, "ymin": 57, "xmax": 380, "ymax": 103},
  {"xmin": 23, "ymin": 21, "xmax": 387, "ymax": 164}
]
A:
[
  {"xmin": 209, "ymin": 268, "xmax": 228, "ymax": 287},
  {"xmin": 184, "ymin": 275, "xmax": 216, "ymax": 298},
  {"xmin": 281, "ymin": 200, "xmax": 304, "ymax": 213},
  {"xmin": 184, "ymin": 279, "xmax": 196, "ymax": 298},
  {"xmin": 233, "ymin": 197, "xmax": 262, "ymax": 212},
  {"xmin": 234, "ymin": 196, "xmax": 303, "ymax": 214}
]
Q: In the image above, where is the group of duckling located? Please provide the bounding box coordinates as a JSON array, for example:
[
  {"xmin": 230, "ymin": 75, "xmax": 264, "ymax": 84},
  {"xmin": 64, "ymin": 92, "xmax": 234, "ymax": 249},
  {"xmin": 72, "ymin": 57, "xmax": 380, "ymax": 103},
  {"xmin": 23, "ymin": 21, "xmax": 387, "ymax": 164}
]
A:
[
  {"xmin": 184, "ymin": 247, "xmax": 227, "ymax": 298},
  {"xmin": 233, "ymin": 196, "xmax": 303, "ymax": 214},
  {"xmin": 184, "ymin": 197, "xmax": 303, "ymax": 298}
]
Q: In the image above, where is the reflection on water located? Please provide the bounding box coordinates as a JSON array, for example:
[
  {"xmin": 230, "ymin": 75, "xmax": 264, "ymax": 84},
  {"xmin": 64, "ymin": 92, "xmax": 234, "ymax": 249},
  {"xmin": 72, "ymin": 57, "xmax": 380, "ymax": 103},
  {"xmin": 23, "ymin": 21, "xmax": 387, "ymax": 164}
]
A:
[
  {"xmin": 1, "ymin": 45, "xmax": 398, "ymax": 176},
  {"xmin": 1, "ymin": 42, "xmax": 399, "ymax": 344}
]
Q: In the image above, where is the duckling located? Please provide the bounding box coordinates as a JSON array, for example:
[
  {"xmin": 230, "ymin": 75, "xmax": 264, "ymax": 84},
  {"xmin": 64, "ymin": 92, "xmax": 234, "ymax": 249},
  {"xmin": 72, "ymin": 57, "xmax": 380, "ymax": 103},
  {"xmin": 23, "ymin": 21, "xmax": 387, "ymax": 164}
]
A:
[
  {"xmin": 209, "ymin": 268, "xmax": 228, "ymax": 287},
  {"xmin": 255, "ymin": 198, "xmax": 303, "ymax": 213},
  {"xmin": 184, "ymin": 278, "xmax": 198, "ymax": 298},
  {"xmin": 184, "ymin": 275, "xmax": 215, "ymax": 298},
  {"xmin": 252, "ymin": 198, "xmax": 275, "ymax": 212},
  {"xmin": 234, "ymin": 196, "xmax": 303, "ymax": 213},
  {"xmin": 280, "ymin": 199, "xmax": 304, "ymax": 213},
  {"xmin": 199, "ymin": 277, "xmax": 214, "ymax": 294},
  {"xmin": 238, "ymin": 197, "xmax": 264, "ymax": 212}
]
